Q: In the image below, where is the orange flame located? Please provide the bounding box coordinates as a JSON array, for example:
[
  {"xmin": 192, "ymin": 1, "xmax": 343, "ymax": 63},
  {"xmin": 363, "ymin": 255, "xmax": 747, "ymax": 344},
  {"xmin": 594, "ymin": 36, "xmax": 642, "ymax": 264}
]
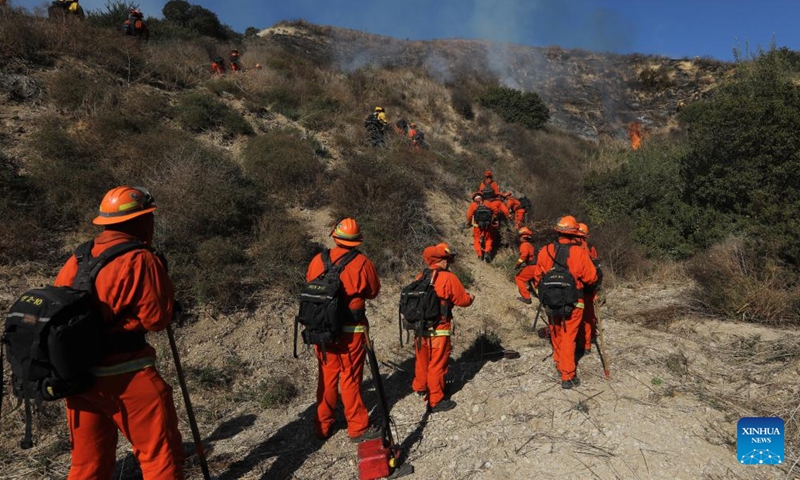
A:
[{"xmin": 628, "ymin": 122, "xmax": 642, "ymax": 150}]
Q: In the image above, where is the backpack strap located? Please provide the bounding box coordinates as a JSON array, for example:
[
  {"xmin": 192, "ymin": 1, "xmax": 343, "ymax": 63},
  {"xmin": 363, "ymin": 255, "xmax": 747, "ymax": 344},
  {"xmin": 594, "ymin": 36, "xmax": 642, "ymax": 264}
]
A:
[
  {"xmin": 72, "ymin": 240, "xmax": 147, "ymax": 292},
  {"xmin": 553, "ymin": 243, "xmax": 570, "ymax": 269}
]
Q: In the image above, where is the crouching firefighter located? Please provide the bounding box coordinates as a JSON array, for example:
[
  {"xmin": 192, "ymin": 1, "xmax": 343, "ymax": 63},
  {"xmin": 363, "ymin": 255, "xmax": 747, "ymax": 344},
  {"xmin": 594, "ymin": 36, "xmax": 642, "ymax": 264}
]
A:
[
  {"xmin": 514, "ymin": 227, "xmax": 537, "ymax": 304},
  {"xmin": 532, "ymin": 215, "xmax": 598, "ymax": 390},
  {"xmin": 402, "ymin": 243, "xmax": 474, "ymax": 413},
  {"xmin": 54, "ymin": 186, "xmax": 184, "ymax": 479},
  {"xmin": 295, "ymin": 218, "xmax": 383, "ymax": 442}
]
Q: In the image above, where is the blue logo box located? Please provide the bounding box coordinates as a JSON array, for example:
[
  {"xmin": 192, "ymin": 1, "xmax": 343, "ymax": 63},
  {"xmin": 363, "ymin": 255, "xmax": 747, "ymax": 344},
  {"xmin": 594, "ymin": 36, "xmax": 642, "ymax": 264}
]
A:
[{"xmin": 737, "ymin": 417, "xmax": 784, "ymax": 465}]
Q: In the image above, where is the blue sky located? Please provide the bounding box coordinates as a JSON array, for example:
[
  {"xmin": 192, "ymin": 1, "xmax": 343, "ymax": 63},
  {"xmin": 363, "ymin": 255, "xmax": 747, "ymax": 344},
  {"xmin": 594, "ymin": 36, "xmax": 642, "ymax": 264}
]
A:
[{"xmin": 16, "ymin": 0, "xmax": 798, "ymax": 61}]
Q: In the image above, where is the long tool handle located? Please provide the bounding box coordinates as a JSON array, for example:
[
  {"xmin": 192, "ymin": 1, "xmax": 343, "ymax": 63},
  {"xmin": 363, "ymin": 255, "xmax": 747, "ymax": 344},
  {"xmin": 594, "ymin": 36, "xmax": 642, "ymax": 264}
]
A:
[
  {"xmin": 532, "ymin": 301, "xmax": 542, "ymax": 331},
  {"xmin": 364, "ymin": 329, "xmax": 393, "ymax": 446},
  {"xmin": 167, "ymin": 326, "xmax": 211, "ymax": 479},
  {"xmin": 594, "ymin": 314, "xmax": 610, "ymax": 379}
]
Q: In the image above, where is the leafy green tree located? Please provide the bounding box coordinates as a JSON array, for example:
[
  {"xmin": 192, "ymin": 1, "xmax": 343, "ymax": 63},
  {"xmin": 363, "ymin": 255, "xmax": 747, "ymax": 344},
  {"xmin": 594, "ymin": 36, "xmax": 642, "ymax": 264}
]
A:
[
  {"xmin": 478, "ymin": 86, "xmax": 549, "ymax": 129},
  {"xmin": 680, "ymin": 45, "xmax": 800, "ymax": 265}
]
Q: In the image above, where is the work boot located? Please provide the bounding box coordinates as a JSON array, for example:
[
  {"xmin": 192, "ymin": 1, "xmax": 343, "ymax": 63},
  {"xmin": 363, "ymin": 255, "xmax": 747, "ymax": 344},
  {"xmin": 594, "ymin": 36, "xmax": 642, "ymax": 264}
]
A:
[
  {"xmin": 561, "ymin": 377, "xmax": 581, "ymax": 389},
  {"xmin": 517, "ymin": 296, "xmax": 532, "ymax": 305},
  {"xmin": 428, "ymin": 399, "xmax": 457, "ymax": 413},
  {"xmin": 350, "ymin": 425, "xmax": 382, "ymax": 443}
]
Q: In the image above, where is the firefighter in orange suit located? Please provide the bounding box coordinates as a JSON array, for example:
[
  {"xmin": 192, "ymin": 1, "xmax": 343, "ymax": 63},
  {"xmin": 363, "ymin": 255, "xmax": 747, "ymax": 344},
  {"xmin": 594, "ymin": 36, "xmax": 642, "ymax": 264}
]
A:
[
  {"xmin": 532, "ymin": 215, "xmax": 598, "ymax": 389},
  {"xmin": 412, "ymin": 243, "xmax": 474, "ymax": 412},
  {"xmin": 514, "ymin": 227, "xmax": 537, "ymax": 304},
  {"xmin": 479, "ymin": 170, "xmax": 502, "ymax": 197},
  {"xmin": 504, "ymin": 194, "xmax": 527, "ymax": 229},
  {"xmin": 305, "ymin": 218, "xmax": 382, "ymax": 442},
  {"xmin": 577, "ymin": 222, "xmax": 601, "ymax": 354},
  {"xmin": 466, "ymin": 193, "xmax": 493, "ymax": 260},
  {"xmin": 54, "ymin": 186, "xmax": 184, "ymax": 480}
]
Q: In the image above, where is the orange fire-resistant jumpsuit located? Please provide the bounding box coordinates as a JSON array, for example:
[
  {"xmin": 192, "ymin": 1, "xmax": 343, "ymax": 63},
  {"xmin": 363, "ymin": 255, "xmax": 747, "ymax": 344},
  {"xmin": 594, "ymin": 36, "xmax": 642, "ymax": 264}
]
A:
[
  {"xmin": 479, "ymin": 179, "xmax": 501, "ymax": 197},
  {"xmin": 580, "ymin": 240, "xmax": 600, "ymax": 351},
  {"xmin": 411, "ymin": 266, "xmax": 473, "ymax": 408},
  {"xmin": 485, "ymin": 197, "xmax": 510, "ymax": 251},
  {"xmin": 54, "ymin": 230, "xmax": 184, "ymax": 480},
  {"xmin": 533, "ymin": 239, "xmax": 598, "ymax": 381},
  {"xmin": 514, "ymin": 239, "xmax": 537, "ymax": 301},
  {"xmin": 504, "ymin": 196, "xmax": 526, "ymax": 229},
  {"xmin": 305, "ymin": 246, "xmax": 381, "ymax": 440},
  {"xmin": 466, "ymin": 199, "xmax": 493, "ymax": 258}
]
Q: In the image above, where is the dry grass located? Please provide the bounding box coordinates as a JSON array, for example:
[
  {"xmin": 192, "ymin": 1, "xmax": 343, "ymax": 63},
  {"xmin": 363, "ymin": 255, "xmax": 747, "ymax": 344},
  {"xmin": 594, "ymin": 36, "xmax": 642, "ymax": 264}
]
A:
[{"xmin": 688, "ymin": 236, "xmax": 800, "ymax": 325}]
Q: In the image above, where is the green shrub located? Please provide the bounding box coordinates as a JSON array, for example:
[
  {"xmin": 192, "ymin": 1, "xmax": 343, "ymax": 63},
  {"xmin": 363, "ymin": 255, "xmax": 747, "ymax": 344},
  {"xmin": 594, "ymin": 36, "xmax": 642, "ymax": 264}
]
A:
[
  {"xmin": 240, "ymin": 129, "xmax": 327, "ymax": 205},
  {"xmin": 26, "ymin": 117, "xmax": 112, "ymax": 228},
  {"xmin": 680, "ymin": 46, "xmax": 800, "ymax": 267},
  {"xmin": 189, "ymin": 236, "xmax": 251, "ymax": 309},
  {"xmin": 251, "ymin": 205, "xmax": 315, "ymax": 293},
  {"xmin": 0, "ymin": 155, "xmax": 52, "ymax": 263},
  {"xmin": 174, "ymin": 92, "xmax": 253, "ymax": 137},
  {"xmin": 85, "ymin": 1, "xmax": 135, "ymax": 29},
  {"xmin": 328, "ymin": 153, "xmax": 439, "ymax": 274},
  {"xmin": 149, "ymin": 143, "xmax": 261, "ymax": 254},
  {"xmin": 477, "ymin": 86, "xmax": 549, "ymax": 130},
  {"xmin": 47, "ymin": 68, "xmax": 118, "ymax": 114}
]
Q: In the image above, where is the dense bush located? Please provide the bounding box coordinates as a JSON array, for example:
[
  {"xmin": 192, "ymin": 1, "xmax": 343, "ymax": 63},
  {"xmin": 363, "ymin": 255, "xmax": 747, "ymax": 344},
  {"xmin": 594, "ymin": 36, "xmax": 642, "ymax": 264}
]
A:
[
  {"xmin": 240, "ymin": 129, "xmax": 327, "ymax": 205},
  {"xmin": 583, "ymin": 137, "xmax": 710, "ymax": 259},
  {"xmin": 174, "ymin": 92, "xmax": 253, "ymax": 137},
  {"xmin": 328, "ymin": 153, "xmax": 439, "ymax": 274},
  {"xmin": 47, "ymin": 68, "xmax": 117, "ymax": 114},
  {"xmin": 637, "ymin": 65, "xmax": 673, "ymax": 91},
  {"xmin": 680, "ymin": 46, "xmax": 800, "ymax": 267},
  {"xmin": 26, "ymin": 117, "xmax": 112, "ymax": 228},
  {"xmin": 477, "ymin": 86, "xmax": 549, "ymax": 130},
  {"xmin": 251, "ymin": 206, "xmax": 316, "ymax": 293},
  {"xmin": 688, "ymin": 236, "xmax": 800, "ymax": 324}
]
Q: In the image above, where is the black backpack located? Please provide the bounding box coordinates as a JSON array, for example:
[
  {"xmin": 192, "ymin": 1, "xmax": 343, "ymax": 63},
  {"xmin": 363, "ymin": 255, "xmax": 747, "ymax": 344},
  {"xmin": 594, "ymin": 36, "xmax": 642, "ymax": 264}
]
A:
[
  {"xmin": 1, "ymin": 240, "xmax": 144, "ymax": 449},
  {"xmin": 538, "ymin": 244, "xmax": 582, "ymax": 317},
  {"xmin": 518, "ymin": 196, "xmax": 532, "ymax": 212},
  {"xmin": 364, "ymin": 112, "xmax": 382, "ymax": 129},
  {"xmin": 398, "ymin": 269, "xmax": 443, "ymax": 344},
  {"xmin": 474, "ymin": 205, "xmax": 493, "ymax": 229},
  {"xmin": 294, "ymin": 249, "xmax": 359, "ymax": 357}
]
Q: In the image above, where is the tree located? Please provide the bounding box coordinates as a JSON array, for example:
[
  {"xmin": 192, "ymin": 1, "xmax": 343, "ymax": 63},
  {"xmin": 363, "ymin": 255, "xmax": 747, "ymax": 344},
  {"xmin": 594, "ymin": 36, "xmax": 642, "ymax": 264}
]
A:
[{"xmin": 680, "ymin": 45, "xmax": 800, "ymax": 265}]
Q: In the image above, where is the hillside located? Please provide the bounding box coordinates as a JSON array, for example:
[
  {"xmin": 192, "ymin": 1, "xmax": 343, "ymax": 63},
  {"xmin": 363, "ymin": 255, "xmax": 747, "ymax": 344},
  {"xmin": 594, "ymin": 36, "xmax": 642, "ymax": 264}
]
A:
[{"xmin": 1, "ymin": 13, "xmax": 798, "ymax": 480}]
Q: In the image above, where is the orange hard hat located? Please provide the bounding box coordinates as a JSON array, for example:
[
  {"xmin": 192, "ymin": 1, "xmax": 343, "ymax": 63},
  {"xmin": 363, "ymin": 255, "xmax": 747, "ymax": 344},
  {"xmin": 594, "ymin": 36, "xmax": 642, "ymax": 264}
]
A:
[
  {"xmin": 330, "ymin": 217, "xmax": 363, "ymax": 247},
  {"xmin": 484, "ymin": 170, "xmax": 493, "ymax": 177},
  {"xmin": 423, "ymin": 242, "xmax": 456, "ymax": 266},
  {"xmin": 518, "ymin": 226, "xmax": 533, "ymax": 238},
  {"xmin": 93, "ymin": 186, "xmax": 156, "ymax": 226},
  {"xmin": 553, "ymin": 215, "xmax": 580, "ymax": 235},
  {"xmin": 577, "ymin": 222, "xmax": 590, "ymax": 237}
]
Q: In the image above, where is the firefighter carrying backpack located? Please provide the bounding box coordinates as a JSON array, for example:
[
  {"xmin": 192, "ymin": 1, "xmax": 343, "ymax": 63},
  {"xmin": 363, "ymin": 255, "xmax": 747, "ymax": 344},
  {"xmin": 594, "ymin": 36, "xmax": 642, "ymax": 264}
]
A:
[
  {"xmin": 474, "ymin": 205, "xmax": 493, "ymax": 230},
  {"xmin": 294, "ymin": 249, "xmax": 359, "ymax": 358},
  {"xmin": 398, "ymin": 268, "xmax": 444, "ymax": 345},
  {"xmin": 538, "ymin": 243, "xmax": 582, "ymax": 318},
  {"xmin": 1, "ymin": 240, "xmax": 145, "ymax": 449}
]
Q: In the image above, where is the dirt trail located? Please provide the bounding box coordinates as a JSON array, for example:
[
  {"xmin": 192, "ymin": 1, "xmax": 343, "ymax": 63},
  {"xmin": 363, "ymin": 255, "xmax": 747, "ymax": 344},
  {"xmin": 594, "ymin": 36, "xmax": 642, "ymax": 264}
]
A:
[
  {"xmin": 159, "ymin": 191, "xmax": 796, "ymax": 480},
  {"xmin": 2, "ymin": 190, "xmax": 797, "ymax": 480}
]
